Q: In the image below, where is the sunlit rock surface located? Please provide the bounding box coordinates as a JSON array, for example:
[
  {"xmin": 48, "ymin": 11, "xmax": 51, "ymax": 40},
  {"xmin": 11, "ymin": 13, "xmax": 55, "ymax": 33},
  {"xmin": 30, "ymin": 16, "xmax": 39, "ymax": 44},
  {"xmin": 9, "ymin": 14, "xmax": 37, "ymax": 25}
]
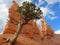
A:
[
  {"xmin": 1, "ymin": 1, "xmax": 60, "ymax": 45},
  {"xmin": 0, "ymin": 34, "xmax": 60, "ymax": 45},
  {"xmin": 40, "ymin": 15, "xmax": 54, "ymax": 39},
  {"xmin": 3, "ymin": 1, "xmax": 40, "ymax": 38}
]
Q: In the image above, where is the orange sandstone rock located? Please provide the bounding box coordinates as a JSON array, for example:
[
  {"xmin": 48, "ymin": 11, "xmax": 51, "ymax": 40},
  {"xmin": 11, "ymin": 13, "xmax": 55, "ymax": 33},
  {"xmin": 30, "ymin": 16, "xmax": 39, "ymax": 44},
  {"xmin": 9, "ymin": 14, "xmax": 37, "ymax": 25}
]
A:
[
  {"xmin": 0, "ymin": 34, "xmax": 60, "ymax": 45},
  {"xmin": 40, "ymin": 15, "xmax": 54, "ymax": 39},
  {"xmin": 3, "ymin": 1, "xmax": 40, "ymax": 38}
]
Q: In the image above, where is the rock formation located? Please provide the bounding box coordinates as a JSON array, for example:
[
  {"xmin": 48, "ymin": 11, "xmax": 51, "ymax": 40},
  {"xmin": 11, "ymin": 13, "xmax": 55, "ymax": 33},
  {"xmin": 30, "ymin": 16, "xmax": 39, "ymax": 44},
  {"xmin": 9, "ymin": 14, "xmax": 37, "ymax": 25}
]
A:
[
  {"xmin": 0, "ymin": 1, "xmax": 60, "ymax": 45},
  {"xmin": 3, "ymin": 0, "xmax": 54, "ymax": 39},
  {"xmin": 0, "ymin": 34, "xmax": 60, "ymax": 45},
  {"xmin": 40, "ymin": 15, "xmax": 54, "ymax": 39},
  {"xmin": 3, "ymin": 1, "xmax": 40, "ymax": 38}
]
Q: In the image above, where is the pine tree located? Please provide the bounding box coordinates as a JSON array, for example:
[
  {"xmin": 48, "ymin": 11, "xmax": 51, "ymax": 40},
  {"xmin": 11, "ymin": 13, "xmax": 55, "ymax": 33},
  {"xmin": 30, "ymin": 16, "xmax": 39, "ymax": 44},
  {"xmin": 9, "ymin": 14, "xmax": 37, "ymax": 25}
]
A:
[{"xmin": 4, "ymin": 1, "xmax": 43, "ymax": 45}]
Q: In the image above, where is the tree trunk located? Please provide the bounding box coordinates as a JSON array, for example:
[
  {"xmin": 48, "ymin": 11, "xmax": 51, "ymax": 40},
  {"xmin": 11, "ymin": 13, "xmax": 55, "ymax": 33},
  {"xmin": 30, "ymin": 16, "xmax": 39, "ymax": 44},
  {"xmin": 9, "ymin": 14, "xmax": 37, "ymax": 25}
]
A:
[{"xmin": 9, "ymin": 23, "xmax": 23, "ymax": 45}]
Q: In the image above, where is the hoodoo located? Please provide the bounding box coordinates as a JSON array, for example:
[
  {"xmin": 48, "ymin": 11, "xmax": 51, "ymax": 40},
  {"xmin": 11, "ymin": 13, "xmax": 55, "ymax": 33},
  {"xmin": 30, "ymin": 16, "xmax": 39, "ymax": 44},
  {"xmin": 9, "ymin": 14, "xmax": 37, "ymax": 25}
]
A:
[
  {"xmin": 40, "ymin": 15, "xmax": 54, "ymax": 39},
  {"xmin": 3, "ymin": 1, "xmax": 40, "ymax": 38}
]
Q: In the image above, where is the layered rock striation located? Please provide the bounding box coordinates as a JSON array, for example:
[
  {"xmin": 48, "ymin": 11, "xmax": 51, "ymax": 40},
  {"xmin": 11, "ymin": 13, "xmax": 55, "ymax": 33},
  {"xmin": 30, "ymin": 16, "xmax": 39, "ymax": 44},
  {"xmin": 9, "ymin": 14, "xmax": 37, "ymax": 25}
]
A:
[{"xmin": 3, "ymin": 1, "xmax": 40, "ymax": 38}]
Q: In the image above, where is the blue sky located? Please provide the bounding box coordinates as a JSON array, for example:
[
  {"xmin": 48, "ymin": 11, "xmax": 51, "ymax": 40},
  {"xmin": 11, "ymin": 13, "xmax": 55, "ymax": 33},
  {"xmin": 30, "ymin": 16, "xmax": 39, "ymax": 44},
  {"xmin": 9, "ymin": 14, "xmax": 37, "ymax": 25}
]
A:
[{"xmin": 0, "ymin": 0, "xmax": 60, "ymax": 34}]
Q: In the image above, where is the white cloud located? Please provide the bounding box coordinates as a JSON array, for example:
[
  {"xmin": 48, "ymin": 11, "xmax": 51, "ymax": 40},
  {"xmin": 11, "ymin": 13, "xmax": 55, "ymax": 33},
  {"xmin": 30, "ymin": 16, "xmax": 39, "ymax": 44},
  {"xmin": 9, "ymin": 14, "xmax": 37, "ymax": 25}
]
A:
[
  {"xmin": 48, "ymin": 15, "xmax": 57, "ymax": 20},
  {"xmin": 2, "ymin": 0, "xmax": 57, "ymax": 19},
  {"xmin": 2, "ymin": 0, "xmax": 31, "ymax": 7},
  {"xmin": 55, "ymin": 30, "xmax": 60, "ymax": 34},
  {"xmin": 0, "ymin": 4, "xmax": 8, "ymax": 21},
  {"xmin": 45, "ymin": 0, "xmax": 57, "ymax": 4},
  {"xmin": 34, "ymin": 0, "xmax": 56, "ymax": 18},
  {"xmin": 39, "ymin": 0, "xmax": 41, "ymax": 2},
  {"xmin": 46, "ymin": 9, "xmax": 57, "ymax": 20},
  {"xmin": 16, "ymin": 0, "xmax": 31, "ymax": 6},
  {"xmin": 35, "ymin": 0, "xmax": 45, "ymax": 8},
  {"xmin": 45, "ymin": 0, "xmax": 60, "ymax": 4},
  {"xmin": 0, "ymin": 0, "xmax": 32, "ymax": 34},
  {"xmin": 40, "ymin": 7, "xmax": 56, "ymax": 17},
  {"xmin": 40, "ymin": 6, "xmax": 58, "ymax": 21},
  {"xmin": 34, "ymin": 0, "xmax": 57, "ymax": 28},
  {"xmin": 0, "ymin": 0, "xmax": 3, "ymax": 2},
  {"xmin": 2, "ymin": 0, "xmax": 13, "ymax": 7},
  {"xmin": 40, "ymin": 7, "xmax": 48, "ymax": 17},
  {"xmin": 35, "ymin": 0, "xmax": 58, "ymax": 28},
  {"xmin": 0, "ymin": 3, "xmax": 8, "ymax": 34},
  {"xmin": 0, "ymin": 0, "xmax": 59, "ymax": 34}
]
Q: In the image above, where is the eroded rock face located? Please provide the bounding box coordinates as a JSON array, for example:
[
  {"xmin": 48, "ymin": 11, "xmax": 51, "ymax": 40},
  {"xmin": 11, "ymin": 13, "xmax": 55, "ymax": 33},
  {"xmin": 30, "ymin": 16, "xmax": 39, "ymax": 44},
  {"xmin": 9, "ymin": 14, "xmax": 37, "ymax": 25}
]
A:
[
  {"xmin": 3, "ymin": 1, "xmax": 40, "ymax": 38},
  {"xmin": 0, "ymin": 34, "xmax": 60, "ymax": 45},
  {"xmin": 40, "ymin": 15, "xmax": 54, "ymax": 39},
  {"xmin": 3, "ymin": 1, "xmax": 54, "ymax": 39}
]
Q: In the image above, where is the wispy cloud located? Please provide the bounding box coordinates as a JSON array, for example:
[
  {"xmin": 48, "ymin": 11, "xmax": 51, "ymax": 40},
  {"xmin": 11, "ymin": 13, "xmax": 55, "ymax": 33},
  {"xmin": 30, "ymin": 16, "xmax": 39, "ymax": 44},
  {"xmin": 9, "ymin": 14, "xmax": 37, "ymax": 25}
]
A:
[
  {"xmin": 0, "ymin": 3, "xmax": 8, "ymax": 22},
  {"xmin": 2, "ymin": 0, "xmax": 31, "ymax": 7},
  {"xmin": 16, "ymin": 0, "xmax": 31, "ymax": 6},
  {"xmin": 35, "ymin": 0, "xmax": 45, "ymax": 8},
  {"xmin": 0, "ymin": 1, "xmax": 8, "ymax": 34},
  {"xmin": 35, "ymin": 0, "xmax": 58, "ymax": 21},
  {"xmin": 1, "ymin": 0, "xmax": 58, "ymax": 21},
  {"xmin": 45, "ymin": 0, "xmax": 60, "ymax": 4},
  {"xmin": 0, "ymin": 0, "xmax": 31, "ymax": 34},
  {"xmin": 0, "ymin": 0, "xmax": 59, "ymax": 34},
  {"xmin": 48, "ymin": 15, "xmax": 57, "ymax": 20},
  {"xmin": 40, "ymin": 7, "xmax": 48, "ymax": 17},
  {"xmin": 33, "ymin": 0, "xmax": 58, "ymax": 28}
]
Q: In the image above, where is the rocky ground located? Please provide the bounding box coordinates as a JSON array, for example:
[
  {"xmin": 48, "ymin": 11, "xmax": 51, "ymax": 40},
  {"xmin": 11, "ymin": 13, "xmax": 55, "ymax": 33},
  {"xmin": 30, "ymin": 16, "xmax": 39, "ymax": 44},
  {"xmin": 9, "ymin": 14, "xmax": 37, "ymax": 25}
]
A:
[{"xmin": 0, "ymin": 34, "xmax": 60, "ymax": 45}]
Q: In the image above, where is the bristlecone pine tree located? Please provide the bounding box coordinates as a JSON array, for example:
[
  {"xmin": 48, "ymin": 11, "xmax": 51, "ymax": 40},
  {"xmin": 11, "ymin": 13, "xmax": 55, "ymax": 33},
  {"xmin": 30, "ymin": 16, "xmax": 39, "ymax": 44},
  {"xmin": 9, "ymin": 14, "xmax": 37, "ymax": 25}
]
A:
[{"xmin": 4, "ymin": 1, "xmax": 43, "ymax": 45}]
